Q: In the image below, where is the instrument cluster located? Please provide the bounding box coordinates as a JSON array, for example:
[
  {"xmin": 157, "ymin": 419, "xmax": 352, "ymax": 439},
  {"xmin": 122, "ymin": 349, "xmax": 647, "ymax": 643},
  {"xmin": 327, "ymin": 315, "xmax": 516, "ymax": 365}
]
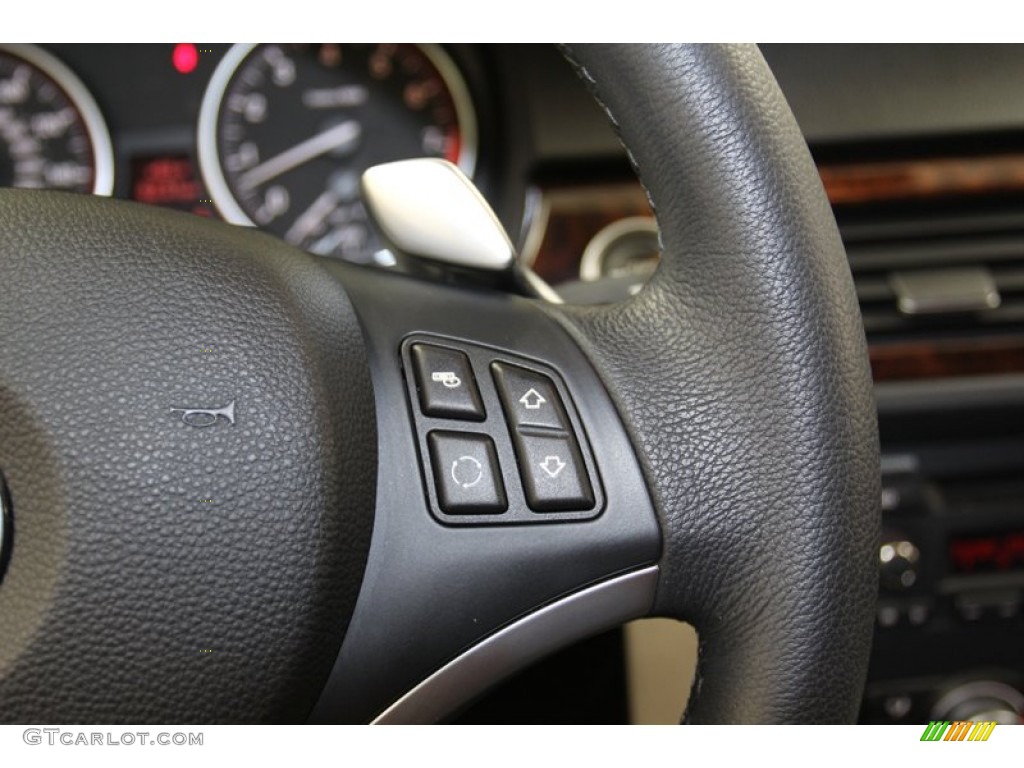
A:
[{"xmin": 0, "ymin": 44, "xmax": 497, "ymax": 266}]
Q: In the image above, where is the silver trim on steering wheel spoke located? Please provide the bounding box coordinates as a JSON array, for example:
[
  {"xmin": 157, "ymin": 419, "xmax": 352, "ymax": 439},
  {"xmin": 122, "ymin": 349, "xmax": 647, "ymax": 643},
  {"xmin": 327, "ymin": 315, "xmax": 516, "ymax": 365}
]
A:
[{"xmin": 372, "ymin": 566, "xmax": 659, "ymax": 724}]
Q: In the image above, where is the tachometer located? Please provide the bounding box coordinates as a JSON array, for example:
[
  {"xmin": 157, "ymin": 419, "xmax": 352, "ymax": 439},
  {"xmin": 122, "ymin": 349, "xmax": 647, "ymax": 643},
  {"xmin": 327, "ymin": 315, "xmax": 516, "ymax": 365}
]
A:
[
  {"xmin": 198, "ymin": 44, "xmax": 478, "ymax": 263},
  {"xmin": 0, "ymin": 44, "xmax": 114, "ymax": 195}
]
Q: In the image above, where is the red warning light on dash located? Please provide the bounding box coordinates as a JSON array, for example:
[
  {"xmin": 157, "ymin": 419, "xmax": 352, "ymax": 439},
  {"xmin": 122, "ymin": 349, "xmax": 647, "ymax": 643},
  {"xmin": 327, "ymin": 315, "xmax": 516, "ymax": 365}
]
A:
[{"xmin": 172, "ymin": 43, "xmax": 199, "ymax": 75}]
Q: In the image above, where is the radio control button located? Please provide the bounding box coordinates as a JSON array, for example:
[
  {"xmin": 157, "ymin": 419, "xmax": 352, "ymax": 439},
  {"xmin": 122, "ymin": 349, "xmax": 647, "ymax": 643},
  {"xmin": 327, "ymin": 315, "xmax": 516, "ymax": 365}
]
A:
[
  {"xmin": 877, "ymin": 603, "xmax": 901, "ymax": 628},
  {"xmin": 907, "ymin": 601, "xmax": 930, "ymax": 626},
  {"xmin": 879, "ymin": 539, "xmax": 920, "ymax": 592},
  {"xmin": 883, "ymin": 695, "xmax": 913, "ymax": 720}
]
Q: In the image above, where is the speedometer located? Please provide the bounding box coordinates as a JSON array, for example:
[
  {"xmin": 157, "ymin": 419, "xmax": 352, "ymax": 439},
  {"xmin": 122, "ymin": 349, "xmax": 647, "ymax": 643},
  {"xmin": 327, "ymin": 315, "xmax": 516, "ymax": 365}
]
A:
[
  {"xmin": 198, "ymin": 44, "xmax": 478, "ymax": 263},
  {"xmin": 0, "ymin": 45, "xmax": 114, "ymax": 195}
]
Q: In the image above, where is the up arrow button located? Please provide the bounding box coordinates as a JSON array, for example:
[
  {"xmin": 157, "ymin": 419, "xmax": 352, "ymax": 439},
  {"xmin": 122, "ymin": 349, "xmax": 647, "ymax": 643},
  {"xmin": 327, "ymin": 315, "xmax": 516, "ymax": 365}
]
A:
[
  {"xmin": 492, "ymin": 362, "xmax": 568, "ymax": 430},
  {"xmin": 519, "ymin": 388, "xmax": 547, "ymax": 410}
]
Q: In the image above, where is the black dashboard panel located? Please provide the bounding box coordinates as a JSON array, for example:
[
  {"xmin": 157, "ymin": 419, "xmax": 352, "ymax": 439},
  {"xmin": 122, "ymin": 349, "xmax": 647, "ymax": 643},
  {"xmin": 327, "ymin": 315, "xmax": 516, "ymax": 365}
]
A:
[
  {"xmin": 761, "ymin": 44, "xmax": 1024, "ymax": 143},
  {"xmin": 512, "ymin": 44, "xmax": 1024, "ymax": 157},
  {"xmin": 49, "ymin": 44, "xmax": 218, "ymax": 134},
  {"xmin": 47, "ymin": 44, "xmax": 217, "ymax": 200}
]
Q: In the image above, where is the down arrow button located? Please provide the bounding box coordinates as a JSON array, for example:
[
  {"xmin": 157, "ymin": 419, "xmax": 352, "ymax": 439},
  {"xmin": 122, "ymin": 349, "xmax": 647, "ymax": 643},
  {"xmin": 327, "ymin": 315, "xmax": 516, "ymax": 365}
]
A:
[{"xmin": 515, "ymin": 433, "xmax": 594, "ymax": 512}]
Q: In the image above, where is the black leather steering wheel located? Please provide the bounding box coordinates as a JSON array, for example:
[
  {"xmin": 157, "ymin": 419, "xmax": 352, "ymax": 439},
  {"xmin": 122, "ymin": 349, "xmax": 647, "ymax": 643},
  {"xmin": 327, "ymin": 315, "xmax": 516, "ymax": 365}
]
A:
[{"xmin": 0, "ymin": 44, "xmax": 879, "ymax": 724}]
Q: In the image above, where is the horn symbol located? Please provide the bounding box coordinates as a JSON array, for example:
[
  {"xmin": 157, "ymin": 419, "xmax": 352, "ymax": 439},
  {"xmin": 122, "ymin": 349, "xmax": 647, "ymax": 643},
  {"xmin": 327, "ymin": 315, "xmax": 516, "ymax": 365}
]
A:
[{"xmin": 170, "ymin": 400, "xmax": 236, "ymax": 428}]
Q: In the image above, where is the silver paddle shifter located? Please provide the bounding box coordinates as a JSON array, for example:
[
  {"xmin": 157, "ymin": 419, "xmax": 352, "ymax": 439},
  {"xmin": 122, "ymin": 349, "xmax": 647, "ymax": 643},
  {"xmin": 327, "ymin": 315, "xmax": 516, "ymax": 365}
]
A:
[{"xmin": 361, "ymin": 158, "xmax": 561, "ymax": 302}]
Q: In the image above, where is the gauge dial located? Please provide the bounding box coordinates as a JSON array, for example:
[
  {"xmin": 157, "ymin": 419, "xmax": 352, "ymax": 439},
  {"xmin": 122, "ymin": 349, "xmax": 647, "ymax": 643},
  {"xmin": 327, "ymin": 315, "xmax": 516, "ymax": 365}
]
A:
[
  {"xmin": 0, "ymin": 45, "xmax": 114, "ymax": 195},
  {"xmin": 199, "ymin": 43, "xmax": 478, "ymax": 263}
]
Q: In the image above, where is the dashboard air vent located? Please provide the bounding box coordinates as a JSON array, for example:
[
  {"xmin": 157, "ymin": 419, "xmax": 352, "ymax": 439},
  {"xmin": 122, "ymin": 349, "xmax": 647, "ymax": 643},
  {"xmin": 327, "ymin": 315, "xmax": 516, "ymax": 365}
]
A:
[{"xmin": 838, "ymin": 207, "xmax": 1024, "ymax": 340}]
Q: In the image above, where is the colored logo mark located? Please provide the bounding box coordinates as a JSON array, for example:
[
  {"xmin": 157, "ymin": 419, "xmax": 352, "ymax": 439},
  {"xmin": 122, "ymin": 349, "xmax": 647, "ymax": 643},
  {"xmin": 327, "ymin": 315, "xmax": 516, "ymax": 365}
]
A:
[{"xmin": 920, "ymin": 721, "xmax": 996, "ymax": 742}]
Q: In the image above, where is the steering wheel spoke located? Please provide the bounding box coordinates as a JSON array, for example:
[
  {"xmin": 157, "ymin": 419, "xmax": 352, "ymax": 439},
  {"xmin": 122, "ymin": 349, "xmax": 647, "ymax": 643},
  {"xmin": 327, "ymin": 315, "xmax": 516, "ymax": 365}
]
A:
[{"xmin": 309, "ymin": 262, "xmax": 661, "ymax": 723}]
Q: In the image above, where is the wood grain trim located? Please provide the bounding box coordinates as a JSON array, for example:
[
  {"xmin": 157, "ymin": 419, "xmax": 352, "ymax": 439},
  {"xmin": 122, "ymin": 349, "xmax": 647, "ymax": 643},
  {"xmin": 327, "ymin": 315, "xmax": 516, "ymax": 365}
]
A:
[
  {"xmin": 528, "ymin": 172, "xmax": 1024, "ymax": 383},
  {"xmin": 525, "ymin": 184, "xmax": 652, "ymax": 285},
  {"xmin": 529, "ymin": 155, "xmax": 1024, "ymax": 283},
  {"xmin": 870, "ymin": 337, "xmax": 1024, "ymax": 381},
  {"xmin": 818, "ymin": 154, "xmax": 1024, "ymax": 206}
]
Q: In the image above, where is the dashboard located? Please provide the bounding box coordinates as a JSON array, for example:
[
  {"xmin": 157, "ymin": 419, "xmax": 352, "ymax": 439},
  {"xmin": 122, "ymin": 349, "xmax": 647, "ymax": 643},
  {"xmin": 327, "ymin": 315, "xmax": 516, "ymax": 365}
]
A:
[{"xmin": 3, "ymin": 43, "xmax": 1024, "ymax": 724}]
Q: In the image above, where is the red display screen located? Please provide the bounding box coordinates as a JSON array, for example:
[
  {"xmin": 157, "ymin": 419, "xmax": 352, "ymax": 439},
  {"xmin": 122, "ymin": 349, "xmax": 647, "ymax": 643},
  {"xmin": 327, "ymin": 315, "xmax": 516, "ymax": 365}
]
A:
[
  {"xmin": 131, "ymin": 155, "xmax": 214, "ymax": 217},
  {"xmin": 949, "ymin": 530, "xmax": 1024, "ymax": 574}
]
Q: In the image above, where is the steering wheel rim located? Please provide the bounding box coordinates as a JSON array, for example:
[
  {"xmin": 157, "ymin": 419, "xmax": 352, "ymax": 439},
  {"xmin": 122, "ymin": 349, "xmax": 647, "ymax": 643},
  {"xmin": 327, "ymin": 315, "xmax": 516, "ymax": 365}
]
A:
[
  {"xmin": 0, "ymin": 43, "xmax": 878, "ymax": 724},
  {"xmin": 555, "ymin": 44, "xmax": 880, "ymax": 722}
]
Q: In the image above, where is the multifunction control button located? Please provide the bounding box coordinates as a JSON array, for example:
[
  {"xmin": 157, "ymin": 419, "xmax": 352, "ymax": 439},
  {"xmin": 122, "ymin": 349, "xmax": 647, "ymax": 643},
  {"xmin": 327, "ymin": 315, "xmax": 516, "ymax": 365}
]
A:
[
  {"xmin": 491, "ymin": 362, "xmax": 568, "ymax": 430},
  {"xmin": 492, "ymin": 362, "xmax": 595, "ymax": 513},
  {"xmin": 411, "ymin": 344, "xmax": 485, "ymax": 421},
  {"xmin": 427, "ymin": 431, "xmax": 507, "ymax": 514},
  {"xmin": 513, "ymin": 432, "xmax": 595, "ymax": 512},
  {"xmin": 403, "ymin": 337, "xmax": 603, "ymax": 524}
]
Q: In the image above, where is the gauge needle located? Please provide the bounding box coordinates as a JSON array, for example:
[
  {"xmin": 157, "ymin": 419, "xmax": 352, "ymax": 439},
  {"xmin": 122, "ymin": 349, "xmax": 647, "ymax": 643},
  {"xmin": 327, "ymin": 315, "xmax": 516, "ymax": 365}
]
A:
[
  {"xmin": 285, "ymin": 188, "xmax": 339, "ymax": 245},
  {"xmin": 238, "ymin": 120, "xmax": 361, "ymax": 191}
]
